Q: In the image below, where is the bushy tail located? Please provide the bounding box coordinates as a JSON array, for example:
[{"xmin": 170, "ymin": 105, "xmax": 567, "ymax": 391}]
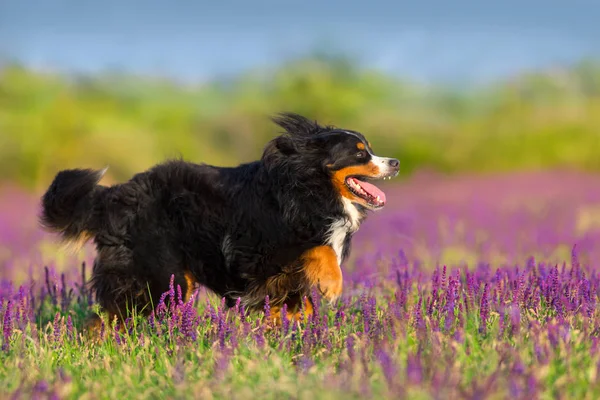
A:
[{"xmin": 40, "ymin": 167, "xmax": 108, "ymax": 244}]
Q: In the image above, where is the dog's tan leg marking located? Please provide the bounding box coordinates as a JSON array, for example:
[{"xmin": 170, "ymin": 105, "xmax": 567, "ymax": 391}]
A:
[
  {"xmin": 301, "ymin": 245, "xmax": 342, "ymax": 303},
  {"xmin": 183, "ymin": 270, "xmax": 199, "ymax": 302},
  {"xmin": 267, "ymin": 296, "xmax": 315, "ymax": 327}
]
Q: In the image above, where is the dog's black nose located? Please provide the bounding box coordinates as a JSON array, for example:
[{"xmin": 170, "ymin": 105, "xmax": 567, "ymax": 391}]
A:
[{"xmin": 388, "ymin": 159, "xmax": 400, "ymax": 168}]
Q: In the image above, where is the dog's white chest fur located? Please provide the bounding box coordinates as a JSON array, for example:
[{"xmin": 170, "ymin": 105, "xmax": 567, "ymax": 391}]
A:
[{"xmin": 326, "ymin": 198, "xmax": 362, "ymax": 264}]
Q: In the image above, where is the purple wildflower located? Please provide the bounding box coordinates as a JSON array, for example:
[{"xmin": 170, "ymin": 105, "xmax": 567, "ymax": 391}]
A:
[
  {"xmin": 444, "ymin": 275, "xmax": 457, "ymax": 332},
  {"xmin": 18, "ymin": 286, "xmax": 27, "ymax": 327},
  {"xmin": 217, "ymin": 310, "xmax": 227, "ymax": 349},
  {"xmin": 281, "ymin": 304, "xmax": 289, "ymax": 335},
  {"xmin": 53, "ymin": 312, "xmax": 62, "ymax": 344},
  {"xmin": 156, "ymin": 291, "xmax": 168, "ymax": 318},
  {"xmin": 263, "ymin": 295, "xmax": 271, "ymax": 320},
  {"xmin": 2, "ymin": 300, "xmax": 12, "ymax": 352},
  {"xmin": 149, "ymin": 311, "xmax": 156, "ymax": 331},
  {"xmin": 177, "ymin": 284, "xmax": 183, "ymax": 306},
  {"xmin": 181, "ymin": 301, "xmax": 195, "ymax": 341},
  {"xmin": 254, "ymin": 325, "xmax": 265, "ymax": 349},
  {"xmin": 346, "ymin": 335, "xmax": 355, "ymax": 364},
  {"xmin": 479, "ymin": 283, "xmax": 490, "ymax": 335},
  {"xmin": 441, "ymin": 265, "xmax": 447, "ymax": 290},
  {"xmin": 310, "ymin": 289, "xmax": 320, "ymax": 316},
  {"xmin": 413, "ymin": 295, "xmax": 425, "ymax": 335},
  {"xmin": 302, "ymin": 319, "xmax": 313, "ymax": 352},
  {"xmin": 168, "ymin": 274, "xmax": 176, "ymax": 310},
  {"xmin": 114, "ymin": 323, "xmax": 122, "ymax": 345}
]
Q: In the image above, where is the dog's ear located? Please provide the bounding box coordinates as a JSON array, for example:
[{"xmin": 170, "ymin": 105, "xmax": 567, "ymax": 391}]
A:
[
  {"xmin": 268, "ymin": 135, "xmax": 296, "ymax": 156},
  {"xmin": 263, "ymin": 112, "xmax": 331, "ymax": 169},
  {"xmin": 261, "ymin": 136, "xmax": 293, "ymax": 169},
  {"xmin": 271, "ymin": 112, "xmax": 324, "ymax": 136}
]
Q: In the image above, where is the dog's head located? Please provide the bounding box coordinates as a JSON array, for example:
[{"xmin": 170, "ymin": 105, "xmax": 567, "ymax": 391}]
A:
[{"xmin": 263, "ymin": 112, "xmax": 399, "ymax": 210}]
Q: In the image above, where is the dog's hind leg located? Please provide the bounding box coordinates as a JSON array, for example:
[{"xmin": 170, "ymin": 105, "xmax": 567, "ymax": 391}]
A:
[{"xmin": 87, "ymin": 248, "xmax": 152, "ymax": 331}]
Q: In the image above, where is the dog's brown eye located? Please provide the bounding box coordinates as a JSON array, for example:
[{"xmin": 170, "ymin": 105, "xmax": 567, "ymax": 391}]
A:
[{"xmin": 356, "ymin": 151, "xmax": 366, "ymax": 158}]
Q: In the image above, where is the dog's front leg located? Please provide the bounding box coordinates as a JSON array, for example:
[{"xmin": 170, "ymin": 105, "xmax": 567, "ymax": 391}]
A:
[{"xmin": 300, "ymin": 245, "xmax": 342, "ymax": 304}]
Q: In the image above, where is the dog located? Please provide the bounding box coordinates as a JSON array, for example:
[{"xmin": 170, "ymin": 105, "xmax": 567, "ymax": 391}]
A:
[{"xmin": 39, "ymin": 112, "xmax": 399, "ymax": 328}]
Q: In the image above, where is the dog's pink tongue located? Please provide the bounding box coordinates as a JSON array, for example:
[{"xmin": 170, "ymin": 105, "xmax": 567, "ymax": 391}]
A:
[{"xmin": 357, "ymin": 179, "xmax": 386, "ymax": 203}]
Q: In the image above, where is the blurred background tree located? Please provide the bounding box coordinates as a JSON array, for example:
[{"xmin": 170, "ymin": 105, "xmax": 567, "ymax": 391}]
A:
[{"xmin": 2, "ymin": 55, "xmax": 600, "ymax": 192}]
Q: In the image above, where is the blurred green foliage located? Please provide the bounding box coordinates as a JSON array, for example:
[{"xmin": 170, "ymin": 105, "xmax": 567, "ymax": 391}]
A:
[{"xmin": 1, "ymin": 56, "xmax": 600, "ymax": 190}]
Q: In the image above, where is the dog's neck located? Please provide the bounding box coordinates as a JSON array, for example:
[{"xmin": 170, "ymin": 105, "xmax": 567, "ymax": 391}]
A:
[
  {"xmin": 325, "ymin": 198, "xmax": 364, "ymax": 264},
  {"xmin": 339, "ymin": 197, "xmax": 363, "ymax": 233}
]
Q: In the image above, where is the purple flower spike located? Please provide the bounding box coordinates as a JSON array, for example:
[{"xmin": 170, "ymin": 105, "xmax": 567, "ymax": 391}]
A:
[
  {"xmin": 479, "ymin": 283, "xmax": 490, "ymax": 335},
  {"xmin": 18, "ymin": 286, "xmax": 27, "ymax": 327},
  {"xmin": 281, "ymin": 304, "xmax": 290, "ymax": 335},
  {"xmin": 53, "ymin": 312, "xmax": 62, "ymax": 344},
  {"xmin": 156, "ymin": 291, "xmax": 168, "ymax": 318},
  {"xmin": 168, "ymin": 275, "xmax": 176, "ymax": 311},
  {"xmin": 149, "ymin": 311, "xmax": 156, "ymax": 331},
  {"xmin": 413, "ymin": 296, "xmax": 425, "ymax": 334},
  {"xmin": 263, "ymin": 295, "xmax": 271, "ymax": 320},
  {"xmin": 255, "ymin": 325, "xmax": 265, "ymax": 349},
  {"xmin": 2, "ymin": 300, "xmax": 13, "ymax": 352},
  {"xmin": 177, "ymin": 284, "xmax": 183, "ymax": 306},
  {"xmin": 346, "ymin": 335, "xmax": 355, "ymax": 364},
  {"xmin": 114, "ymin": 323, "xmax": 122, "ymax": 345},
  {"xmin": 217, "ymin": 316, "xmax": 226, "ymax": 349}
]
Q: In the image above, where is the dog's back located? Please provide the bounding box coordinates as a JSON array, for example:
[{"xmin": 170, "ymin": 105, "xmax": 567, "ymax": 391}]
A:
[{"xmin": 39, "ymin": 159, "xmax": 273, "ymax": 325}]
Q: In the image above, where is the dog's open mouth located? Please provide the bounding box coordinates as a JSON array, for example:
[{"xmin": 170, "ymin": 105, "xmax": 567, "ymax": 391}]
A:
[{"xmin": 345, "ymin": 176, "xmax": 387, "ymax": 208}]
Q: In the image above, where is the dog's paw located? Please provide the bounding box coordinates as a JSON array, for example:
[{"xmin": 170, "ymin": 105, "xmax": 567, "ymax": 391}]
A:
[{"xmin": 317, "ymin": 274, "xmax": 343, "ymax": 304}]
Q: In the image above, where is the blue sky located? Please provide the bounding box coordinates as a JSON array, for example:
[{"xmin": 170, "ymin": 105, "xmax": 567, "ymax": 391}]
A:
[{"xmin": 0, "ymin": 0, "xmax": 598, "ymax": 84}]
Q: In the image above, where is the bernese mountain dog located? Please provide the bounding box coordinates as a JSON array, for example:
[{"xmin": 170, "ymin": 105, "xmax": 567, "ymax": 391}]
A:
[{"xmin": 39, "ymin": 112, "xmax": 399, "ymax": 328}]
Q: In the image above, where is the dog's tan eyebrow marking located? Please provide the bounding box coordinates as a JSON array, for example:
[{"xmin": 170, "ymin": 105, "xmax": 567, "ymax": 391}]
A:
[{"xmin": 357, "ymin": 142, "xmax": 365, "ymax": 150}]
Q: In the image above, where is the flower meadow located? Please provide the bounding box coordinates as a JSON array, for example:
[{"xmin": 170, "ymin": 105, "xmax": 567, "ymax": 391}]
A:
[{"xmin": 2, "ymin": 170, "xmax": 600, "ymax": 399}]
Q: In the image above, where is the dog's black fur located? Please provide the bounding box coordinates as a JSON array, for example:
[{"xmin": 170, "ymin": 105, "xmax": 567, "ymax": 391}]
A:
[{"xmin": 39, "ymin": 113, "xmax": 399, "ymax": 323}]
